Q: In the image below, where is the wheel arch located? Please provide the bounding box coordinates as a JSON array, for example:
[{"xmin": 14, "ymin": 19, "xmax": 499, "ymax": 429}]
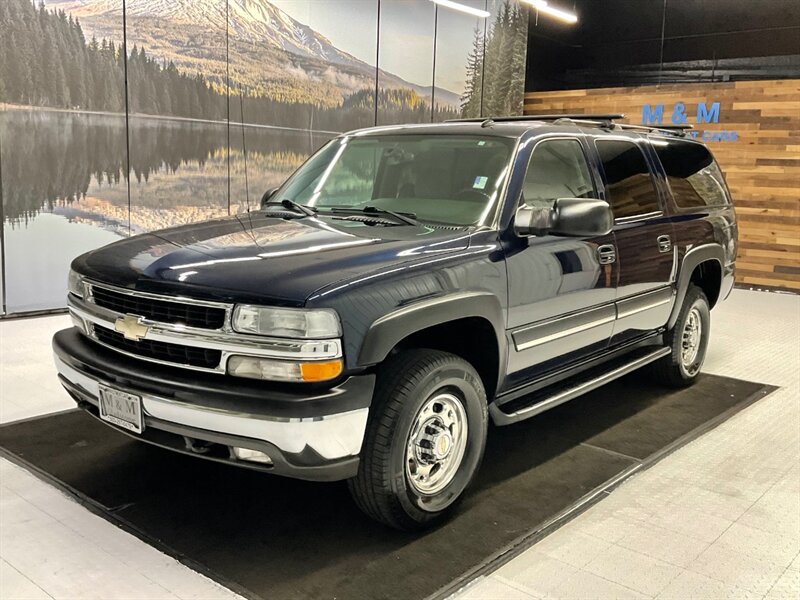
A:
[
  {"xmin": 668, "ymin": 244, "xmax": 724, "ymax": 330},
  {"xmin": 357, "ymin": 292, "xmax": 507, "ymax": 399}
]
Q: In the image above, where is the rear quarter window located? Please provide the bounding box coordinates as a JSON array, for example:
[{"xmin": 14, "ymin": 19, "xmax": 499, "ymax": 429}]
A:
[
  {"xmin": 596, "ymin": 139, "xmax": 661, "ymax": 219},
  {"xmin": 652, "ymin": 139, "xmax": 730, "ymax": 208}
]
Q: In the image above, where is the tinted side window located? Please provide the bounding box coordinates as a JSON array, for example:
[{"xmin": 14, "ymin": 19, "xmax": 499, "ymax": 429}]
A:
[
  {"xmin": 596, "ymin": 140, "xmax": 660, "ymax": 219},
  {"xmin": 653, "ymin": 139, "xmax": 730, "ymax": 208},
  {"xmin": 522, "ymin": 139, "xmax": 595, "ymax": 209}
]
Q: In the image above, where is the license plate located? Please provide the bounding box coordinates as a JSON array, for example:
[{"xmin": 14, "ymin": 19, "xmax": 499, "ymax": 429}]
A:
[{"xmin": 98, "ymin": 385, "xmax": 144, "ymax": 434}]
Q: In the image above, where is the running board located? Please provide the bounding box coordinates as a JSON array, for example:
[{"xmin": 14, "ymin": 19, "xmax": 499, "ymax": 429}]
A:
[{"xmin": 490, "ymin": 347, "xmax": 671, "ymax": 426}]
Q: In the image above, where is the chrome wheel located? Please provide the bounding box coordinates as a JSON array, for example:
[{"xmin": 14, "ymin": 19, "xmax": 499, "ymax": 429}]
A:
[
  {"xmin": 681, "ymin": 306, "xmax": 703, "ymax": 375},
  {"xmin": 405, "ymin": 392, "xmax": 468, "ymax": 496}
]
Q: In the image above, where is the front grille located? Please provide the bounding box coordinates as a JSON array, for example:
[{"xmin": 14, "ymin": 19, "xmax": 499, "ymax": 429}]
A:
[
  {"xmin": 91, "ymin": 286, "xmax": 226, "ymax": 330},
  {"xmin": 94, "ymin": 326, "xmax": 222, "ymax": 369}
]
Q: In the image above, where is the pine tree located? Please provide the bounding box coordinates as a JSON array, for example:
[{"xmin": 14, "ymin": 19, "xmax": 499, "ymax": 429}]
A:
[
  {"xmin": 54, "ymin": 58, "xmax": 70, "ymax": 107},
  {"xmin": 493, "ymin": 2, "xmax": 515, "ymax": 116},
  {"xmin": 7, "ymin": 31, "xmax": 32, "ymax": 104},
  {"xmin": 508, "ymin": 4, "xmax": 528, "ymax": 115},
  {"xmin": 0, "ymin": 18, "xmax": 8, "ymax": 102},
  {"xmin": 481, "ymin": 18, "xmax": 500, "ymax": 116},
  {"xmin": 461, "ymin": 27, "xmax": 484, "ymax": 118}
]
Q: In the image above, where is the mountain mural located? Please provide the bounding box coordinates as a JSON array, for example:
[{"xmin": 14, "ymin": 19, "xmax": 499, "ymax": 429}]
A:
[
  {"xmin": 0, "ymin": 0, "xmax": 529, "ymax": 314},
  {"xmin": 47, "ymin": 0, "xmax": 461, "ymax": 107}
]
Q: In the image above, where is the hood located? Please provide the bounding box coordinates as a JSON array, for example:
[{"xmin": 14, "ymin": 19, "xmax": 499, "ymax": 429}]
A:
[{"xmin": 72, "ymin": 213, "xmax": 471, "ymax": 305}]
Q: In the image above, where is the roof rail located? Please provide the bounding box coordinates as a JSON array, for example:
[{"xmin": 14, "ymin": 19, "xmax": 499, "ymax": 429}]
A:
[
  {"xmin": 445, "ymin": 113, "xmax": 693, "ymax": 137},
  {"xmin": 613, "ymin": 122, "xmax": 693, "ymax": 137},
  {"xmin": 446, "ymin": 114, "xmax": 624, "ymax": 124}
]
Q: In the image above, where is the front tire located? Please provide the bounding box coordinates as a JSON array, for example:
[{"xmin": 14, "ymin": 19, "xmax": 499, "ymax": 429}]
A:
[
  {"xmin": 651, "ymin": 284, "xmax": 711, "ymax": 387},
  {"xmin": 348, "ymin": 349, "xmax": 488, "ymax": 530}
]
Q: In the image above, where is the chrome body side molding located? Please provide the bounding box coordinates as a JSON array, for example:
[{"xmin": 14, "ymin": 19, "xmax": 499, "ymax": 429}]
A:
[
  {"xmin": 510, "ymin": 286, "xmax": 675, "ymax": 354},
  {"xmin": 512, "ymin": 304, "xmax": 616, "ymax": 352},
  {"xmin": 616, "ymin": 286, "xmax": 674, "ymax": 319}
]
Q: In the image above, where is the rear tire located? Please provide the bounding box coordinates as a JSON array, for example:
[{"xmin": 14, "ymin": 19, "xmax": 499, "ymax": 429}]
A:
[
  {"xmin": 348, "ymin": 349, "xmax": 488, "ymax": 530},
  {"xmin": 651, "ymin": 284, "xmax": 710, "ymax": 387}
]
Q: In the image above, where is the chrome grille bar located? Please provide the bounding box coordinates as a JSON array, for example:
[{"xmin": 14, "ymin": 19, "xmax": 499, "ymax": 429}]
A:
[
  {"xmin": 69, "ymin": 282, "xmax": 343, "ymax": 374},
  {"xmin": 90, "ymin": 285, "xmax": 227, "ymax": 330}
]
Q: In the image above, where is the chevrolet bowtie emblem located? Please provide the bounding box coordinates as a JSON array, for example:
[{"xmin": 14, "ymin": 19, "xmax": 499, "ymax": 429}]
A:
[{"xmin": 114, "ymin": 315, "xmax": 150, "ymax": 341}]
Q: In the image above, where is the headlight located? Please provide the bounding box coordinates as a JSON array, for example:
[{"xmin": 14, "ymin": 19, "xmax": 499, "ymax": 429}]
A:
[
  {"xmin": 232, "ymin": 305, "xmax": 341, "ymax": 338},
  {"xmin": 68, "ymin": 269, "xmax": 85, "ymax": 298},
  {"xmin": 227, "ymin": 356, "xmax": 343, "ymax": 382}
]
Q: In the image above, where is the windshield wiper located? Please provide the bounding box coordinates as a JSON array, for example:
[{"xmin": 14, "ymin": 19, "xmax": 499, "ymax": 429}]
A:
[
  {"xmin": 328, "ymin": 206, "xmax": 419, "ymax": 226},
  {"xmin": 263, "ymin": 199, "xmax": 317, "ymax": 216}
]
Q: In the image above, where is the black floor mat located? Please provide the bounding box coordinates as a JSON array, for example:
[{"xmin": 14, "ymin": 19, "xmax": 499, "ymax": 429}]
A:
[{"xmin": 0, "ymin": 373, "xmax": 772, "ymax": 600}]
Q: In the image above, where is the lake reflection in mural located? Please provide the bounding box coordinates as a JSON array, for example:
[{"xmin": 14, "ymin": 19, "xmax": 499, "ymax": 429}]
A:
[
  {"xmin": 0, "ymin": 0, "xmax": 528, "ymax": 314},
  {"xmin": 0, "ymin": 108, "xmax": 330, "ymax": 312}
]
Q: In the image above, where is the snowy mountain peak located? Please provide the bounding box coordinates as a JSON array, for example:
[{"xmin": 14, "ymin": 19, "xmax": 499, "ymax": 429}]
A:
[
  {"xmin": 46, "ymin": 0, "xmax": 461, "ymax": 105},
  {"xmin": 50, "ymin": 0, "xmax": 363, "ymax": 69}
]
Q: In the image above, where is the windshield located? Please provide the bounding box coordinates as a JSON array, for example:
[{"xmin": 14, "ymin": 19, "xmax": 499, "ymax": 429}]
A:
[{"xmin": 274, "ymin": 134, "xmax": 515, "ymax": 226}]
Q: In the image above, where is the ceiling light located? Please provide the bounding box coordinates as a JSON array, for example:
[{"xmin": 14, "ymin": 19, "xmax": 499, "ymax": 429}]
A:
[
  {"xmin": 430, "ymin": 0, "xmax": 490, "ymax": 19},
  {"xmin": 525, "ymin": 0, "xmax": 578, "ymax": 24}
]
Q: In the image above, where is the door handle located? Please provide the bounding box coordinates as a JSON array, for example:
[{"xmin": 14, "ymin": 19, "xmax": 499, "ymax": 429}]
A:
[
  {"xmin": 597, "ymin": 244, "xmax": 616, "ymax": 265},
  {"xmin": 657, "ymin": 235, "xmax": 672, "ymax": 253}
]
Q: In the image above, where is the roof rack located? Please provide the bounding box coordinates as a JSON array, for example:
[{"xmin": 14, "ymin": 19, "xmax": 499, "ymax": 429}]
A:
[
  {"xmin": 445, "ymin": 113, "xmax": 692, "ymax": 137},
  {"xmin": 447, "ymin": 114, "xmax": 624, "ymax": 124},
  {"xmin": 615, "ymin": 123, "xmax": 693, "ymax": 136}
]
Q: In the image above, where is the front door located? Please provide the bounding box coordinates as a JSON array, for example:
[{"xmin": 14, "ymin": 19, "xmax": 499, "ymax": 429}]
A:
[
  {"xmin": 504, "ymin": 137, "xmax": 618, "ymax": 390},
  {"xmin": 593, "ymin": 137, "xmax": 676, "ymax": 346}
]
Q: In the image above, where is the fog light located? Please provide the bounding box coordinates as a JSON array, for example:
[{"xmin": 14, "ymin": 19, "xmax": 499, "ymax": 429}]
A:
[
  {"xmin": 232, "ymin": 447, "xmax": 273, "ymax": 465},
  {"xmin": 227, "ymin": 355, "xmax": 343, "ymax": 382}
]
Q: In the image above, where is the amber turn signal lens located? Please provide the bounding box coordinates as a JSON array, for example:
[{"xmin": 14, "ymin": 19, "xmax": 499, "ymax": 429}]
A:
[{"xmin": 300, "ymin": 360, "xmax": 343, "ymax": 382}]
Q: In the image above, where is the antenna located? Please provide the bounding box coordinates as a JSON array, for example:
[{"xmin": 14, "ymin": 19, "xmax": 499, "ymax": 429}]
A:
[{"xmin": 238, "ymin": 84, "xmax": 250, "ymax": 212}]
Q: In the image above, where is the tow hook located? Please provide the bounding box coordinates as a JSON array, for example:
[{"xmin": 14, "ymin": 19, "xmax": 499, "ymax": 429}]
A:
[{"xmin": 184, "ymin": 437, "xmax": 215, "ymax": 454}]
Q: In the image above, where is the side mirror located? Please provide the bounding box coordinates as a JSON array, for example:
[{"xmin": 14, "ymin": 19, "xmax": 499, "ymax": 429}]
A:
[
  {"xmin": 514, "ymin": 198, "xmax": 613, "ymax": 238},
  {"xmin": 260, "ymin": 187, "xmax": 279, "ymax": 209}
]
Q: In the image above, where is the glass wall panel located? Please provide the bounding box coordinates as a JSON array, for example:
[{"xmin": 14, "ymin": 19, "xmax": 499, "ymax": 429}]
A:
[
  {"xmin": 432, "ymin": 0, "xmax": 487, "ymax": 121},
  {"xmin": 228, "ymin": 0, "xmax": 378, "ymax": 135},
  {"xmin": 228, "ymin": 1, "xmax": 376, "ymax": 211},
  {"xmin": 482, "ymin": 0, "xmax": 529, "ymax": 117},
  {"xmin": 0, "ymin": 0, "xmax": 128, "ymax": 312},
  {"xmin": 125, "ymin": 0, "xmax": 230, "ymax": 233},
  {"xmin": 227, "ymin": 124, "xmax": 334, "ymax": 216},
  {"xmin": 377, "ymin": 0, "xmax": 436, "ymax": 125}
]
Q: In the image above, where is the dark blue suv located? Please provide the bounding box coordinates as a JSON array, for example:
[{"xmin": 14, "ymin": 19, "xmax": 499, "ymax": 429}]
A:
[{"xmin": 54, "ymin": 114, "xmax": 737, "ymax": 529}]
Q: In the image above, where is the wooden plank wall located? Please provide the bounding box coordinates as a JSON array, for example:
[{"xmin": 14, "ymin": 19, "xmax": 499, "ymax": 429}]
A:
[{"xmin": 524, "ymin": 80, "xmax": 800, "ymax": 292}]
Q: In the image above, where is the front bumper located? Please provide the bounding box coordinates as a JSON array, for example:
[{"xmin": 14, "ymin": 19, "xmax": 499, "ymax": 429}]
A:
[{"xmin": 53, "ymin": 328, "xmax": 375, "ymax": 481}]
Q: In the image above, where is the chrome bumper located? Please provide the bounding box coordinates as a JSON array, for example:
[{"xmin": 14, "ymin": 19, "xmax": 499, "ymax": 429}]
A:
[{"xmin": 54, "ymin": 351, "xmax": 371, "ymax": 480}]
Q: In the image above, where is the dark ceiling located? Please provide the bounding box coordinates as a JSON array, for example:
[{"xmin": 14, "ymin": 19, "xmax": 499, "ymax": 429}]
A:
[{"xmin": 526, "ymin": 0, "xmax": 800, "ymax": 90}]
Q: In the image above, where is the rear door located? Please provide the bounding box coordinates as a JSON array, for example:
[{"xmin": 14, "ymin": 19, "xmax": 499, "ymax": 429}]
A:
[{"xmin": 592, "ymin": 137, "xmax": 676, "ymax": 346}]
